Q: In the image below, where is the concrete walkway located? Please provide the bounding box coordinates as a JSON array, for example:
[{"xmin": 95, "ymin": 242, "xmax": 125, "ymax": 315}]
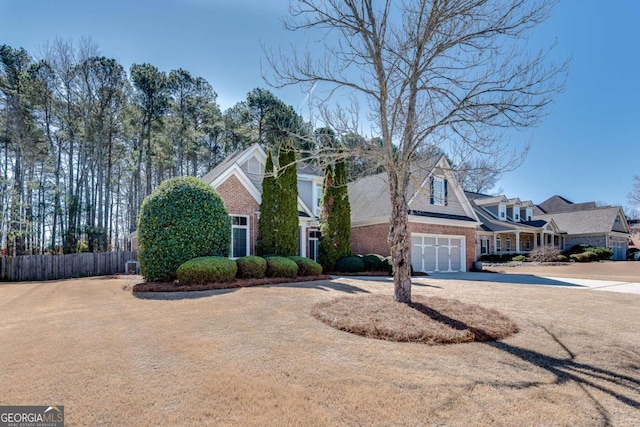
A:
[{"xmin": 426, "ymin": 272, "xmax": 640, "ymax": 295}]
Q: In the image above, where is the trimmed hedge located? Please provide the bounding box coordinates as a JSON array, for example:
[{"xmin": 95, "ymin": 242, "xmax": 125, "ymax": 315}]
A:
[
  {"xmin": 381, "ymin": 256, "xmax": 393, "ymax": 274},
  {"xmin": 570, "ymin": 252, "xmax": 598, "ymax": 263},
  {"xmin": 511, "ymin": 255, "xmax": 526, "ymax": 262},
  {"xmin": 265, "ymin": 256, "xmax": 298, "ymax": 278},
  {"xmin": 177, "ymin": 257, "xmax": 238, "ymax": 285},
  {"xmin": 138, "ymin": 176, "xmax": 231, "ymax": 282},
  {"xmin": 236, "ymin": 256, "xmax": 267, "ymax": 279},
  {"xmin": 584, "ymin": 246, "xmax": 613, "ymax": 260},
  {"xmin": 335, "ymin": 256, "xmax": 366, "ymax": 273},
  {"xmin": 362, "ymin": 254, "xmax": 385, "ymax": 271},
  {"xmin": 288, "ymin": 256, "xmax": 323, "ymax": 276}
]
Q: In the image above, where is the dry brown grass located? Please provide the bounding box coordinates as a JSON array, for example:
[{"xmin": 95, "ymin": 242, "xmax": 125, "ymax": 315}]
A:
[
  {"xmin": 0, "ymin": 275, "xmax": 639, "ymax": 426},
  {"xmin": 313, "ymin": 295, "xmax": 518, "ymax": 344}
]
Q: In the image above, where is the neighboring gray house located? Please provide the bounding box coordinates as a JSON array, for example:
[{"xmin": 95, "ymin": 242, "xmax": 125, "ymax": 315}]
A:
[
  {"xmin": 533, "ymin": 195, "xmax": 630, "ymax": 260},
  {"xmin": 466, "ymin": 193, "xmax": 563, "ymax": 258}
]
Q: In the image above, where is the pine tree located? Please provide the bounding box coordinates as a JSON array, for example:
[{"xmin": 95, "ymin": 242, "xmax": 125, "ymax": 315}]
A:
[
  {"xmin": 319, "ymin": 158, "xmax": 351, "ymax": 270},
  {"xmin": 275, "ymin": 139, "xmax": 299, "ymax": 256},
  {"xmin": 256, "ymin": 150, "xmax": 277, "ymax": 255}
]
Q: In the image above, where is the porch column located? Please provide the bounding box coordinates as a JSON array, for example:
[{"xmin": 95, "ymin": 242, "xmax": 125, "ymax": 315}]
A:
[
  {"xmin": 515, "ymin": 231, "xmax": 520, "ymax": 253},
  {"xmin": 540, "ymin": 232, "xmax": 545, "ymax": 247},
  {"xmin": 493, "ymin": 233, "xmax": 497, "ymax": 254},
  {"xmin": 300, "ymin": 225, "xmax": 307, "ymax": 257}
]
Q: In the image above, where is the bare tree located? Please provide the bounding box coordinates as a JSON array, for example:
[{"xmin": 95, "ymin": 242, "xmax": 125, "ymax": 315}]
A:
[
  {"xmin": 629, "ymin": 175, "xmax": 640, "ymax": 207},
  {"xmin": 267, "ymin": 0, "xmax": 567, "ymax": 302}
]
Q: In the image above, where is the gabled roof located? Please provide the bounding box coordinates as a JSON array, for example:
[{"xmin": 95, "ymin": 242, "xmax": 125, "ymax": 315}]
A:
[
  {"xmin": 200, "ymin": 143, "xmax": 320, "ymax": 217},
  {"xmin": 533, "ymin": 206, "xmax": 629, "ymax": 235},
  {"xmin": 467, "ymin": 196, "xmax": 554, "ymax": 232},
  {"xmin": 537, "ymin": 195, "xmax": 597, "ymax": 214},
  {"xmin": 348, "ymin": 155, "xmax": 478, "ymax": 225}
]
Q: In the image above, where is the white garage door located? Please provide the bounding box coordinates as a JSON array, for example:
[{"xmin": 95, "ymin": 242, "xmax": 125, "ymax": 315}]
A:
[
  {"xmin": 611, "ymin": 241, "xmax": 626, "ymax": 261},
  {"xmin": 411, "ymin": 234, "xmax": 466, "ymax": 273}
]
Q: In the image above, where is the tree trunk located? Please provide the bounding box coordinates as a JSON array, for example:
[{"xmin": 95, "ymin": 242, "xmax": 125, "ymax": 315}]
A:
[{"xmin": 387, "ymin": 171, "xmax": 412, "ymax": 303}]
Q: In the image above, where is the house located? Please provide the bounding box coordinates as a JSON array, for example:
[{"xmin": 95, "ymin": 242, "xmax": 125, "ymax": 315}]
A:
[
  {"xmin": 628, "ymin": 219, "xmax": 640, "ymax": 259},
  {"xmin": 465, "ymin": 193, "xmax": 563, "ymax": 258},
  {"xmin": 200, "ymin": 143, "xmax": 323, "ymax": 260},
  {"xmin": 532, "ymin": 195, "xmax": 630, "ymax": 260},
  {"xmin": 348, "ymin": 156, "xmax": 481, "ymax": 273}
]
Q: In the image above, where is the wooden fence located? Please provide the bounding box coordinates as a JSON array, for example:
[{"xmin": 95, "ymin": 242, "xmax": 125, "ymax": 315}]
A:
[{"xmin": 0, "ymin": 251, "xmax": 137, "ymax": 282}]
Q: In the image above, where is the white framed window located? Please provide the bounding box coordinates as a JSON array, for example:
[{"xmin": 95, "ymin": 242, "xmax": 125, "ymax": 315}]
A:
[
  {"xmin": 513, "ymin": 207, "xmax": 520, "ymax": 222},
  {"xmin": 498, "ymin": 204, "xmax": 506, "ymax": 220},
  {"xmin": 506, "ymin": 237, "xmax": 511, "ymax": 251},
  {"xmin": 525, "ymin": 237, "xmax": 531, "ymax": 251},
  {"xmin": 309, "ymin": 230, "xmax": 321, "ymax": 262},
  {"xmin": 496, "ymin": 236, "xmax": 501, "ymax": 252},
  {"xmin": 481, "ymin": 238, "xmax": 489, "ymax": 255},
  {"xmin": 431, "ymin": 177, "xmax": 446, "ymax": 206},
  {"xmin": 316, "ymin": 186, "xmax": 322, "ymax": 212},
  {"xmin": 526, "ymin": 208, "xmax": 533, "ymax": 221},
  {"xmin": 230, "ymin": 215, "xmax": 249, "ymax": 259}
]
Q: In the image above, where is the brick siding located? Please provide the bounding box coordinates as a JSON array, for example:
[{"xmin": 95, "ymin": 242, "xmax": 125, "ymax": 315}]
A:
[
  {"xmin": 215, "ymin": 174, "xmax": 260, "ymax": 256},
  {"xmin": 351, "ymin": 221, "xmax": 476, "ymax": 271}
]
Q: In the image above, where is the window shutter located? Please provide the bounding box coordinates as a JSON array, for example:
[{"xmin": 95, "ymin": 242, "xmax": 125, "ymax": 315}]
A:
[
  {"xmin": 429, "ymin": 176, "xmax": 434, "ymax": 205},
  {"xmin": 444, "ymin": 179, "xmax": 448, "ymax": 206}
]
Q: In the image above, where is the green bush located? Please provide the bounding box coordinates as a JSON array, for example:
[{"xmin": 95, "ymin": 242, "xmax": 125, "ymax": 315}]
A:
[
  {"xmin": 584, "ymin": 246, "xmax": 613, "ymax": 260},
  {"xmin": 511, "ymin": 255, "xmax": 526, "ymax": 262},
  {"xmin": 362, "ymin": 254, "xmax": 385, "ymax": 271},
  {"xmin": 479, "ymin": 254, "xmax": 502, "ymax": 262},
  {"xmin": 556, "ymin": 254, "xmax": 568, "ymax": 262},
  {"xmin": 565, "ymin": 244, "xmax": 588, "ymax": 256},
  {"xmin": 265, "ymin": 256, "xmax": 298, "ymax": 278},
  {"xmin": 570, "ymin": 252, "xmax": 598, "ymax": 263},
  {"xmin": 381, "ymin": 256, "xmax": 393, "ymax": 274},
  {"xmin": 138, "ymin": 176, "xmax": 231, "ymax": 282},
  {"xmin": 335, "ymin": 256, "xmax": 366, "ymax": 273},
  {"xmin": 236, "ymin": 256, "xmax": 267, "ymax": 279},
  {"xmin": 177, "ymin": 257, "xmax": 237, "ymax": 285},
  {"xmin": 288, "ymin": 256, "xmax": 323, "ymax": 276}
]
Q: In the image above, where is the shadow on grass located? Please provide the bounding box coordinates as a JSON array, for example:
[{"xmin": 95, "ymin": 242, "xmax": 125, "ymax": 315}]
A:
[
  {"xmin": 429, "ymin": 272, "xmax": 585, "ymax": 287},
  {"xmin": 485, "ymin": 328, "xmax": 640, "ymax": 426},
  {"xmin": 412, "ymin": 304, "xmax": 640, "ymax": 425},
  {"xmin": 264, "ymin": 279, "xmax": 370, "ymax": 294},
  {"xmin": 132, "ymin": 288, "xmax": 238, "ymax": 300}
]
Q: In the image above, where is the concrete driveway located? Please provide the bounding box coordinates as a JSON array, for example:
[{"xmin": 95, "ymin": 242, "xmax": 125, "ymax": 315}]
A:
[{"xmin": 427, "ymin": 272, "xmax": 640, "ymax": 295}]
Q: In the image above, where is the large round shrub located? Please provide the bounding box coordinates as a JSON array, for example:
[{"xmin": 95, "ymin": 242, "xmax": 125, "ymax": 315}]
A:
[
  {"xmin": 335, "ymin": 256, "xmax": 365, "ymax": 273},
  {"xmin": 265, "ymin": 256, "xmax": 298, "ymax": 278},
  {"xmin": 288, "ymin": 256, "xmax": 323, "ymax": 276},
  {"xmin": 138, "ymin": 176, "xmax": 231, "ymax": 282},
  {"xmin": 362, "ymin": 254, "xmax": 385, "ymax": 271},
  {"xmin": 236, "ymin": 256, "xmax": 267, "ymax": 279},
  {"xmin": 177, "ymin": 257, "xmax": 237, "ymax": 285}
]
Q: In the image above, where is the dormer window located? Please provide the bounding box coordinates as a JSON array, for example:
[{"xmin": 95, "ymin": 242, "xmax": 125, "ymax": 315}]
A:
[
  {"xmin": 513, "ymin": 207, "xmax": 520, "ymax": 222},
  {"xmin": 526, "ymin": 208, "xmax": 533, "ymax": 221},
  {"xmin": 430, "ymin": 177, "xmax": 448, "ymax": 206},
  {"xmin": 498, "ymin": 204, "xmax": 506, "ymax": 220}
]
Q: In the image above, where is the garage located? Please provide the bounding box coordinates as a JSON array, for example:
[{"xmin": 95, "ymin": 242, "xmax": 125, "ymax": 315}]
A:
[
  {"xmin": 611, "ymin": 240, "xmax": 627, "ymax": 261},
  {"xmin": 411, "ymin": 233, "xmax": 466, "ymax": 273}
]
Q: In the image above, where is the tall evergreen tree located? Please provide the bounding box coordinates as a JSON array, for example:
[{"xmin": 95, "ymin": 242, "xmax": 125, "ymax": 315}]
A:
[
  {"xmin": 276, "ymin": 139, "xmax": 299, "ymax": 256},
  {"xmin": 319, "ymin": 158, "xmax": 351, "ymax": 270},
  {"xmin": 256, "ymin": 150, "xmax": 276, "ymax": 255}
]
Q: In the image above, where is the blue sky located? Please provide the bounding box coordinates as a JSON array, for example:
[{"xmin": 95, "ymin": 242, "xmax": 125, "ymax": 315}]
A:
[{"xmin": 1, "ymin": 0, "xmax": 638, "ymax": 212}]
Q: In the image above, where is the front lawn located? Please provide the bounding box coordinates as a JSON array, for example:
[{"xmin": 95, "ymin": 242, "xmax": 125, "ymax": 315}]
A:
[{"xmin": 0, "ymin": 276, "xmax": 638, "ymax": 425}]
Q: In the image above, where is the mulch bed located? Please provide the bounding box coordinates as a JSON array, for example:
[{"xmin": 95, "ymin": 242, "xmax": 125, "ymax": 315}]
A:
[
  {"xmin": 132, "ymin": 275, "xmax": 332, "ymax": 293},
  {"xmin": 312, "ymin": 294, "xmax": 518, "ymax": 345}
]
